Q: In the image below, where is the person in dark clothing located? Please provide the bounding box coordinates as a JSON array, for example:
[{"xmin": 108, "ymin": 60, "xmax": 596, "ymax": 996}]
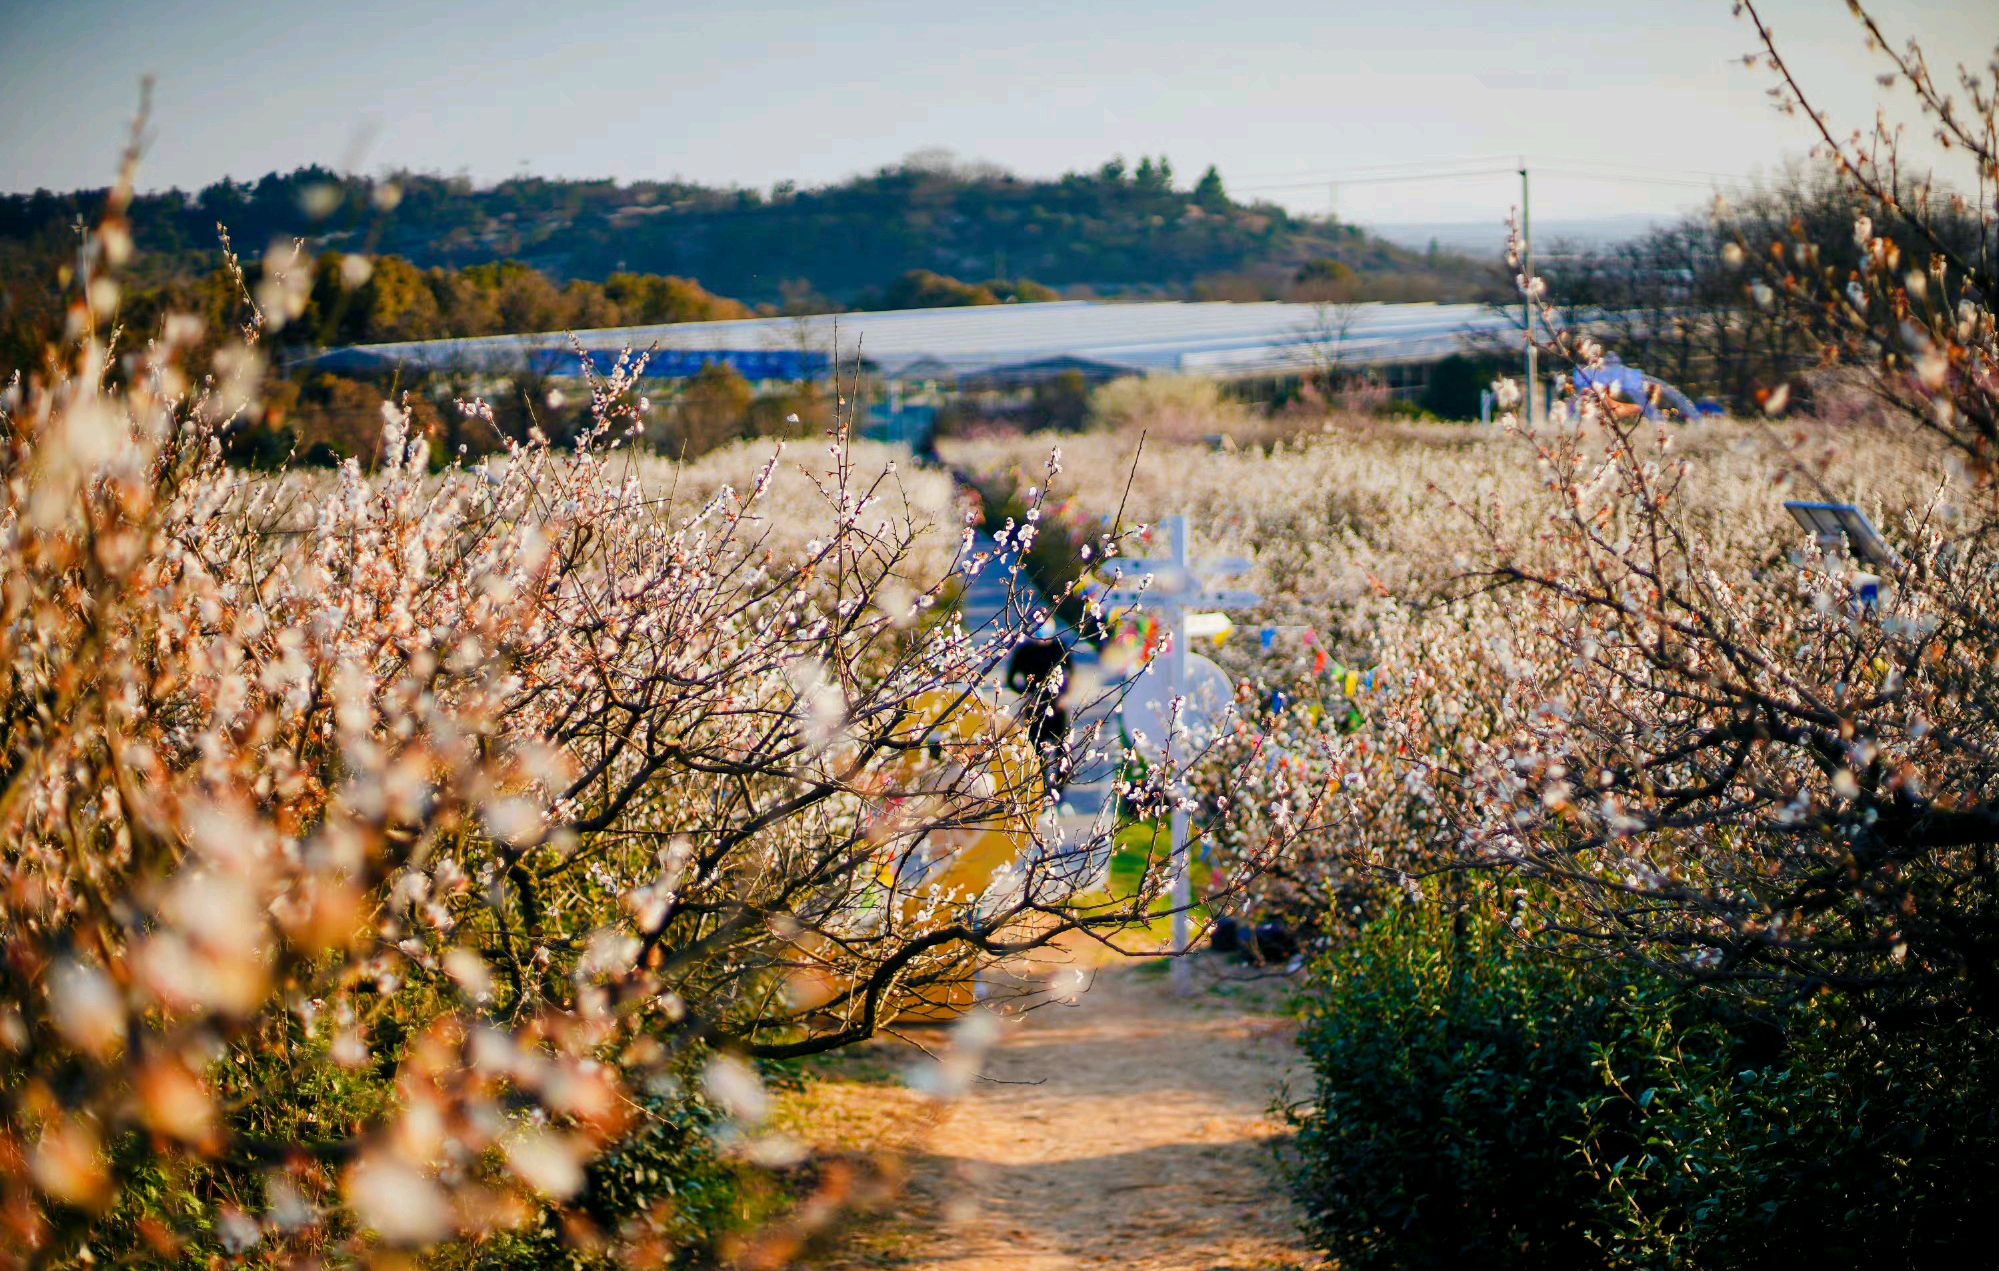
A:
[
  {"xmin": 1005, "ymin": 619, "xmax": 1071, "ymax": 792},
  {"xmin": 911, "ymin": 422, "xmax": 943, "ymax": 468}
]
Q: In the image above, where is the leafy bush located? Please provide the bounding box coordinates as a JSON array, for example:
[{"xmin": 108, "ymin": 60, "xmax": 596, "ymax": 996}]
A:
[
  {"xmin": 656, "ymin": 360, "xmax": 754, "ymax": 457},
  {"xmin": 72, "ymin": 1033, "xmax": 762, "ymax": 1268},
  {"xmin": 1024, "ymin": 370, "xmax": 1094, "ymax": 433},
  {"xmin": 1580, "ymin": 1002, "xmax": 1999, "ymax": 1268},
  {"xmin": 1086, "ymin": 373, "xmax": 1254, "ymax": 443},
  {"xmin": 1416, "ymin": 352, "xmax": 1508, "ymax": 419},
  {"xmin": 859, "ymin": 268, "xmax": 1060, "ymax": 311},
  {"xmin": 1288, "ymin": 889, "xmax": 1999, "ymax": 1270},
  {"xmin": 431, "ymin": 1083, "xmax": 765, "ymax": 1270},
  {"xmin": 1288, "ymin": 890, "xmax": 1638, "ymax": 1268},
  {"xmin": 1368, "ymin": 396, "xmax": 1439, "ymax": 423}
]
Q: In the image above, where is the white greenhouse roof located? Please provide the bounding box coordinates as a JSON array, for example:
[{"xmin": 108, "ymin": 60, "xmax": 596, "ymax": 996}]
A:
[{"xmin": 307, "ymin": 299, "xmax": 1512, "ymax": 383}]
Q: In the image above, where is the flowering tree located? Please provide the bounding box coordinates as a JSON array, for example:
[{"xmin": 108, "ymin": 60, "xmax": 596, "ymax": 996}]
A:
[
  {"xmin": 1733, "ymin": 0, "xmax": 1996, "ymax": 458},
  {"xmin": 1425, "ymin": 2, "xmax": 1999, "ymax": 1023},
  {"xmin": 0, "ymin": 117, "xmax": 1298, "ymax": 1266}
]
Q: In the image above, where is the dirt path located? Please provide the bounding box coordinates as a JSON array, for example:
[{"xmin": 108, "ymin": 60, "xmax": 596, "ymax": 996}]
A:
[{"xmin": 797, "ymin": 947, "xmax": 1321, "ymax": 1271}]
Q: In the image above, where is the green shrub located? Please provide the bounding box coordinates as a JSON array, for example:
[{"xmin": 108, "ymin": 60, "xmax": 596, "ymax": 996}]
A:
[
  {"xmin": 1370, "ymin": 395, "xmax": 1440, "ymax": 422},
  {"xmin": 1086, "ymin": 373, "xmax": 1255, "ymax": 442},
  {"xmin": 444, "ymin": 1089, "xmax": 764, "ymax": 1270},
  {"xmin": 1287, "ymin": 888, "xmax": 1999, "ymax": 1270},
  {"xmin": 1416, "ymin": 352, "xmax": 1508, "ymax": 419},
  {"xmin": 59, "ymin": 1022, "xmax": 767, "ymax": 1269},
  {"xmin": 1581, "ymin": 1003, "xmax": 1999, "ymax": 1268},
  {"xmin": 1287, "ymin": 890, "xmax": 1648, "ymax": 1267}
]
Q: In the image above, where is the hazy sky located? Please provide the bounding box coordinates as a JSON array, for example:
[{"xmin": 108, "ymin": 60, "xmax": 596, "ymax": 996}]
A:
[{"xmin": 1, "ymin": 0, "xmax": 1988, "ymax": 227}]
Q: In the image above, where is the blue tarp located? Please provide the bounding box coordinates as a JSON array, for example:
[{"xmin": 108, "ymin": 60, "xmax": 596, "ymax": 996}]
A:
[
  {"xmin": 1571, "ymin": 354, "xmax": 1701, "ymax": 421},
  {"xmin": 1572, "ymin": 354, "xmax": 1649, "ymax": 403},
  {"xmin": 527, "ymin": 348, "xmax": 830, "ymax": 381},
  {"xmin": 305, "ymin": 346, "xmax": 830, "ymax": 382}
]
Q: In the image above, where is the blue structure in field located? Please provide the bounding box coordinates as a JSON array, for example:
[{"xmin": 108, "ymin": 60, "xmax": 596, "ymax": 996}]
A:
[
  {"xmin": 1570, "ymin": 353, "xmax": 1702, "ymax": 420},
  {"xmin": 526, "ymin": 348, "xmax": 830, "ymax": 381},
  {"xmin": 312, "ymin": 342, "xmax": 829, "ymax": 382}
]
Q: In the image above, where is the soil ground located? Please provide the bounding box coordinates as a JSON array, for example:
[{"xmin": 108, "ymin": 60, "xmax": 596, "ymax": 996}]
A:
[{"xmin": 784, "ymin": 942, "xmax": 1322, "ymax": 1271}]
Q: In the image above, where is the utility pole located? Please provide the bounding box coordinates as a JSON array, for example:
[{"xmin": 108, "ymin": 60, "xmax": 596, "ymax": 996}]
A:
[{"xmin": 1519, "ymin": 162, "xmax": 1537, "ymax": 424}]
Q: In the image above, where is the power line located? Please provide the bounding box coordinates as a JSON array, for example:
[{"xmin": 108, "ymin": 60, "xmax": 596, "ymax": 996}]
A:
[
  {"xmin": 1236, "ymin": 166, "xmax": 1520, "ymax": 193},
  {"xmin": 1536, "ymin": 167, "xmax": 1738, "ymax": 192},
  {"xmin": 1254, "ymin": 153, "xmax": 1762, "ymax": 181},
  {"xmin": 1231, "ymin": 157, "xmax": 1762, "ymax": 197},
  {"xmin": 1230, "ymin": 155, "xmax": 1522, "ymax": 182}
]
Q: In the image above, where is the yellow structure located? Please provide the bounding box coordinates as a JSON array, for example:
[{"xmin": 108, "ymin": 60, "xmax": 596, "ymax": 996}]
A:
[{"xmin": 787, "ymin": 685, "xmax": 1047, "ymax": 1024}]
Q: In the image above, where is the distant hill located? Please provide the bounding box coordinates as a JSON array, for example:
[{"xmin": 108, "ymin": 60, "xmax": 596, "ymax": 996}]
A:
[{"xmin": 0, "ymin": 155, "xmax": 1501, "ymax": 309}]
